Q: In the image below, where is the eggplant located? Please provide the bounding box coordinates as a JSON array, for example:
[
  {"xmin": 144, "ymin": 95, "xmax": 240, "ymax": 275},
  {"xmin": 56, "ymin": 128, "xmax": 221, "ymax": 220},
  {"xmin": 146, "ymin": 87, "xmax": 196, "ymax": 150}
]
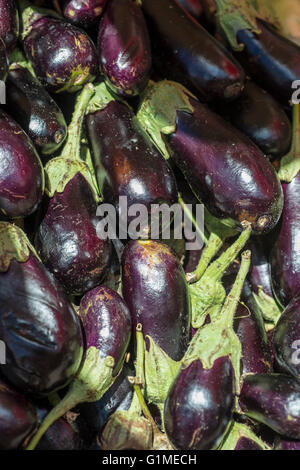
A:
[
  {"xmin": 0, "ymin": 38, "xmax": 8, "ymax": 82},
  {"xmin": 5, "ymin": 60, "xmax": 67, "ymax": 155},
  {"xmin": 20, "ymin": 2, "xmax": 98, "ymax": 93},
  {"xmin": 138, "ymin": 80, "xmax": 283, "ymax": 234},
  {"xmin": 0, "ymin": 110, "xmax": 44, "ymax": 218},
  {"xmin": 218, "ymin": 81, "xmax": 292, "ymax": 159},
  {"xmin": 85, "ymin": 83, "xmax": 178, "ymax": 237},
  {"xmin": 62, "ymin": 0, "xmax": 108, "ymax": 28},
  {"xmin": 0, "ymin": 0, "xmax": 19, "ymax": 54},
  {"xmin": 220, "ymin": 422, "xmax": 270, "ymax": 450},
  {"xmin": 239, "ymin": 373, "xmax": 300, "ymax": 439},
  {"xmin": 26, "ymin": 285, "xmax": 131, "ymax": 450},
  {"xmin": 98, "ymin": 0, "xmax": 151, "ymax": 97},
  {"xmin": 176, "ymin": 0, "xmax": 203, "ymax": 21},
  {"xmin": 0, "ymin": 378, "xmax": 38, "ymax": 449},
  {"xmin": 36, "ymin": 416, "xmax": 83, "ymax": 450},
  {"xmin": 35, "ymin": 84, "xmax": 112, "ymax": 296},
  {"xmin": 275, "ymin": 437, "xmax": 300, "ymax": 450},
  {"xmin": 0, "ymin": 222, "xmax": 84, "ymax": 395},
  {"xmin": 140, "ymin": 0, "xmax": 245, "ymax": 102}
]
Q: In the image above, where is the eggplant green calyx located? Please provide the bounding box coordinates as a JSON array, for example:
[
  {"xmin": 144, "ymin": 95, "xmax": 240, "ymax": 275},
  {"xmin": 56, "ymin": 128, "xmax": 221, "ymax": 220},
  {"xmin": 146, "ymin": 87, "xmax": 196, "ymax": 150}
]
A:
[
  {"xmin": 184, "ymin": 250, "xmax": 251, "ymax": 393},
  {"xmin": 137, "ymin": 80, "xmax": 195, "ymax": 160},
  {"xmin": 18, "ymin": 0, "xmax": 62, "ymax": 39},
  {"xmin": 8, "ymin": 48, "xmax": 36, "ymax": 76},
  {"xmin": 189, "ymin": 224, "xmax": 251, "ymax": 328},
  {"xmin": 0, "ymin": 222, "xmax": 40, "ymax": 272},
  {"xmin": 86, "ymin": 81, "xmax": 124, "ymax": 115},
  {"xmin": 26, "ymin": 347, "xmax": 115, "ymax": 450},
  {"xmin": 252, "ymin": 286, "xmax": 283, "ymax": 327},
  {"xmin": 278, "ymin": 105, "xmax": 300, "ymax": 183},
  {"xmin": 220, "ymin": 421, "xmax": 271, "ymax": 450}
]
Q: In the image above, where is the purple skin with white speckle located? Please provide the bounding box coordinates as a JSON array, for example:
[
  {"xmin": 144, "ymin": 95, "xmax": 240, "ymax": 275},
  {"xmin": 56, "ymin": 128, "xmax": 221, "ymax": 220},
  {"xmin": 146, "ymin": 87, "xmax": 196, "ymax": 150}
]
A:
[
  {"xmin": 164, "ymin": 357, "xmax": 234, "ymax": 450},
  {"xmin": 0, "ymin": 0, "xmax": 18, "ymax": 54},
  {"xmin": 79, "ymin": 285, "xmax": 132, "ymax": 375},
  {"xmin": 122, "ymin": 240, "xmax": 191, "ymax": 361},
  {"xmin": 35, "ymin": 172, "xmax": 112, "ymax": 296},
  {"xmin": 275, "ymin": 437, "xmax": 300, "ymax": 450},
  {"xmin": 234, "ymin": 437, "xmax": 264, "ymax": 450},
  {"xmin": 23, "ymin": 17, "xmax": 98, "ymax": 93},
  {"xmin": 239, "ymin": 373, "xmax": 300, "ymax": 439},
  {"xmin": 98, "ymin": 0, "xmax": 151, "ymax": 97},
  {"xmin": 63, "ymin": 0, "xmax": 108, "ymax": 29},
  {"xmin": 0, "ymin": 111, "xmax": 43, "ymax": 218}
]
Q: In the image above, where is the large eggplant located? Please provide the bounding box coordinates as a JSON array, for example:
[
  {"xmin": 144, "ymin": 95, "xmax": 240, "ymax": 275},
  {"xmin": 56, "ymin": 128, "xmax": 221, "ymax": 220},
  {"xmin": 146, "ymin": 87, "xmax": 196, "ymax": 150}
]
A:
[
  {"xmin": 140, "ymin": 0, "xmax": 245, "ymax": 102},
  {"xmin": 6, "ymin": 60, "xmax": 67, "ymax": 155},
  {"xmin": 138, "ymin": 80, "xmax": 283, "ymax": 234},
  {"xmin": 20, "ymin": 2, "xmax": 98, "ymax": 93},
  {"xmin": 98, "ymin": 0, "xmax": 151, "ymax": 97},
  {"xmin": 0, "ymin": 0, "xmax": 19, "ymax": 54},
  {"xmin": 62, "ymin": 0, "xmax": 108, "ymax": 28},
  {"xmin": 0, "ymin": 222, "xmax": 84, "ymax": 395},
  {"xmin": 0, "ymin": 110, "xmax": 44, "ymax": 218}
]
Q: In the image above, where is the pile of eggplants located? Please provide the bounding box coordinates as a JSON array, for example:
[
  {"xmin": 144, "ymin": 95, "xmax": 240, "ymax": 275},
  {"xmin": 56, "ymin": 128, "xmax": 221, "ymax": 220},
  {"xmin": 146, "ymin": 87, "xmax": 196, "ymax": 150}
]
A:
[{"xmin": 1, "ymin": 0, "xmax": 300, "ymax": 452}]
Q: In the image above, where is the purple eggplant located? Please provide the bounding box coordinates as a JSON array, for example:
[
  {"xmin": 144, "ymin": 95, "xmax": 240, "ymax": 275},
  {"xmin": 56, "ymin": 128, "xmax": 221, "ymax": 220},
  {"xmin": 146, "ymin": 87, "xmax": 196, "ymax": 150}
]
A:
[
  {"xmin": 220, "ymin": 421, "xmax": 270, "ymax": 450},
  {"xmin": 0, "ymin": 222, "xmax": 84, "ymax": 395},
  {"xmin": 138, "ymin": 80, "xmax": 283, "ymax": 234},
  {"xmin": 0, "ymin": 0, "xmax": 19, "ymax": 54},
  {"xmin": 176, "ymin": 0, "xmax": 203, "ymax": 21},
  {"xmin": 36, "ymin": 416, "xmax": 83, "ymax": 450},
  {"xmin": 0, "ymin": 38, "xmax": 8, "ymax": 81},
  {"xmin": 63, "ymin": 0, "xmax": 108, "ymax": 29},
  {"xmin": 0, "ymin": 378, "xmax": 38, "ymax": 449},
  {"xmin": 98, "ymin": 0, "xmax": 151, "ymax": 97},
  {"xmin": 35, "ymin": 84, "xmax": 112, "ymax": 296},
  {"xmin": 239, "ymin": 373, "xmax": 300, "ymax": 439},
  {"xmin": 5, "ymin": 59, "xmax": 67, "ymax": 155},
  {"xmin": 140, "ymin": 0, "xmax": 245, "ymax": 102},
  {"xmin": 218, "ymin": 81, "xmax": 292, "ymax": 159},
  {"xmin": 275, "ymin": 437, "xmax": 300, "ymax": 450},
  {"xmin": 0, "ymin": 110, "xmax": 44, "ymax": 218},
  {"xmin": 85, "ymin": 83, "xmax": 177, "ymax": 237},
  {"xmin": 20, "ymin": 2, "xmax": 98, "ymax": 93},
  {"xmin": 26, "ymin": 285, "xmax": 131, "ymax": 450}
]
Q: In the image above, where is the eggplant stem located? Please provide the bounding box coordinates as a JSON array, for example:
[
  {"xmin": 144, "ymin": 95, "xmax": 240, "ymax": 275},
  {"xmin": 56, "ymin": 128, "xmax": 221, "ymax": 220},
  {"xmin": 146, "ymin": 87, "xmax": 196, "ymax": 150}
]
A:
[
  {"xmin": 190, "ymin": 231, "xmax": 224, "ymax": 283},
  {"xmin": 278, "ymin": 104, "xmax": 300, "ymax": 182},
  {"xmin": 178, "ymin": 195, "xmax": 208, "ymax": 245}
]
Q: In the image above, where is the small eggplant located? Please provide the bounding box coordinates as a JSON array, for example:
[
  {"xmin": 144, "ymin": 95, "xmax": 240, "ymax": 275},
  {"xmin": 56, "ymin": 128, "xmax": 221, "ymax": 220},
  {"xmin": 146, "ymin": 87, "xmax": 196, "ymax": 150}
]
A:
[
  {"xmin": 0, "ymin": 378, "xmax": 38, "ymax": 449},
  {"xmin": 138, "ymin": 80, "xmax": 283, "ymax": 234},
  {"xmin": 140, "ymin": 0, "xmax": 245, "ymax": 102},
  {"xmin": 0, "ymin": 222, "xmax": 84, "ymax": 395},
  {"xmin": 0, "ymin": 110, "xmax": 44, "ymax": 218},
  {"xmin": 26, "ymin": 285, "xmax": 131, "ymax": 450},
  {"xmin": 220, "ymin": 422, "xmax": 270, "ymax": 450},
  {"xmin": 5, "ymin": 56, "xmax": 67, "ymax": 155},
  {"xmin": 0, "ymin": 38, "xmax": 8, "ymax": 81},
  {"xmin": 239, "ymin": 373, "xmax": 300, "ymax": 439},
  {"xmin": 62, "ymin": 0, "xmax": 108, "ymax": 29},
  {"xmin": 0, "ymin": 0, "xmax": 19, "ymax": 54},
  {"xmin": 20, "ymin": 1, "xmax": 98, "ymax": 93},
  {"xmin": 35, "ymin": 84, "xmax": 112, "ymax": 296},
  {"xmin": 218, "ymin": 81, "xmax": 292, "ymax": 159},
  {"xmin": 98, "ymin": 0, "xmax": 151, "ymax": 97}
]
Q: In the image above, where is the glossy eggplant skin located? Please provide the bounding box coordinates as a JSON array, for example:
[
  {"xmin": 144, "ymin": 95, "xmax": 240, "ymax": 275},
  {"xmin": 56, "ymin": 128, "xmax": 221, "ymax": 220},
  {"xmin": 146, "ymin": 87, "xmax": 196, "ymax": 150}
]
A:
[
  {"xmin": 0, "ymin": 111, "xmax": 44, "ymax": 218},
  {"xmin": 236, "ymin": 19, "xmax": 300, "ymax": 105},
  {"xmin": 164, "ymin": 357, "xmax": 234, "ymax": 450},
  {"xmin": 36, "ymin": 408, "xmax": 83, "ymax": 450},
  {"xmin": 35, "ymin": 173, "xmax": 112, "ymax": 296},
  {"xmin": 141, "ymin": 0, "xmax": 245, "ymax": 101},
  {"xmin": 23, "ymin": 17, "xmax": 98, "ymax": 93},
  {"xmin": 239, "ymin": 373, "xmax": 300, "ymax": 439},
  {"xmin": 0, "ymin": 253, "xmax": 83, "ymax": 395},
  {"xmin": 234, "ymin": 302, "xmax": 272, "ymax": 375},
  {"xmin": 98, "ymin": 0, "xmax": 151, "ymax": 97},
  {"xmin": 0, "ymin": 38, "xmax": 8, "ymax": 81},
  {"xmin": 86, "ymin": 100, "xmax": 178, "ymax": 226},
  {"xmin": 234, "ymin": 437, "xmax": 264, "ymax": 450},
  {"xmin": 63, "ymin": 0, "xmax": 108, "ymax": 28},
  {"xmin": 248, "ymin": 236, "xmax": 273, "ymax": 298},
  {"xmin": 122, "ymin": 240, "xmax": 191, "ymax": 361},
  {"xmin": 168, "ymin": 97, "xmax": 283, "ymax": 234},
  {"xmin": 273, "ymin": 295, "xmax": 300, "ymax": 379},
  {"xmin": 270, "ymin": 172, "xmax": 300, "ymax": 306},
  {"xmin": 220, "ymin": 81, "xmax": 292, "ymax": 159},
  {"xmin": 176, "ymin": 0, "xmax": 203, "ymax": 21},
  {"xmin": 79, "ymin": 285, "xmax": 132, "ymax": 375},
  {"xmin": 0, "ymin": 378, "xmax": 38, "ymax": 450},
  {"xmin": 6, "ymin": 65, "xmax": 67, "ymax": 155},
  {"xmin": 0, "ymin": 0, "xmax": 19, "ymax": 54}
]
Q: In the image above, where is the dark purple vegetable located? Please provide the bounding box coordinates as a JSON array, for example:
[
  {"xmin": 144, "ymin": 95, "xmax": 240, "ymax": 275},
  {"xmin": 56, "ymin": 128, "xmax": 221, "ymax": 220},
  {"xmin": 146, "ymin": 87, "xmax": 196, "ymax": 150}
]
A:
[
  {"xmin": 36, "ymin": 407, "xmax": 83, "ymax": 450},
  {"xmin": 63, "ymin": 0, "xmax": 108, "ymax": 28},
  {"xmin": 140, "ymin": 0, "xmax": 245, "ymax": 102},
  {"xmin": 234, "ymin": 437, "xmax": 264, "ymax": 450},
  {"xmin": 5, "ymin": 61, "xmax": 67, "ymax": 154},
  {"xmin": 138, "ymin": 80, "xmax": 283, "ymax": 234},
  {"xmin": 0, "ymin": 38, "xmax": 8, "ymax": 81},
  {"xmin": 220, "ymin": 419, "xmax": 270, "ymax": 450},
  {"xmin": 239, "ymin": 373, "xmax": 300, "ymax": 439},
  {"xmin": 176, "ymin": 0, "xmax": 203, "ymax": 21},
  {"xmin": 20, "ymin": 2, "xmax": 98, "ymax": 93},
  {"xmin": 0, "ymin": 0, "xmax": 19, "ymax": 54},
  {"xmin": 248, "ymin": 237, "xmax": 273, "ymax": 298},
  {"xmin": 98, "ymin": 0, "xmax": 151, "ymax": 97},
  {"xmin": 0, "ymin": 223, "xmax": 84, "ymax": 395},
  {"xmin": 164, "ymin": 357, "xmax": 234, "ymax": 450},
  {"xmin": 275, "ymin": 437, "xmax": 300, "ymax": 450},
  {"xmin": 0, "ymin": 378, "xmax": 38, "ymax": 449},
  {"xmin": 0, "ymin": 110, "xmax": 44, "ymax": 218}
]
